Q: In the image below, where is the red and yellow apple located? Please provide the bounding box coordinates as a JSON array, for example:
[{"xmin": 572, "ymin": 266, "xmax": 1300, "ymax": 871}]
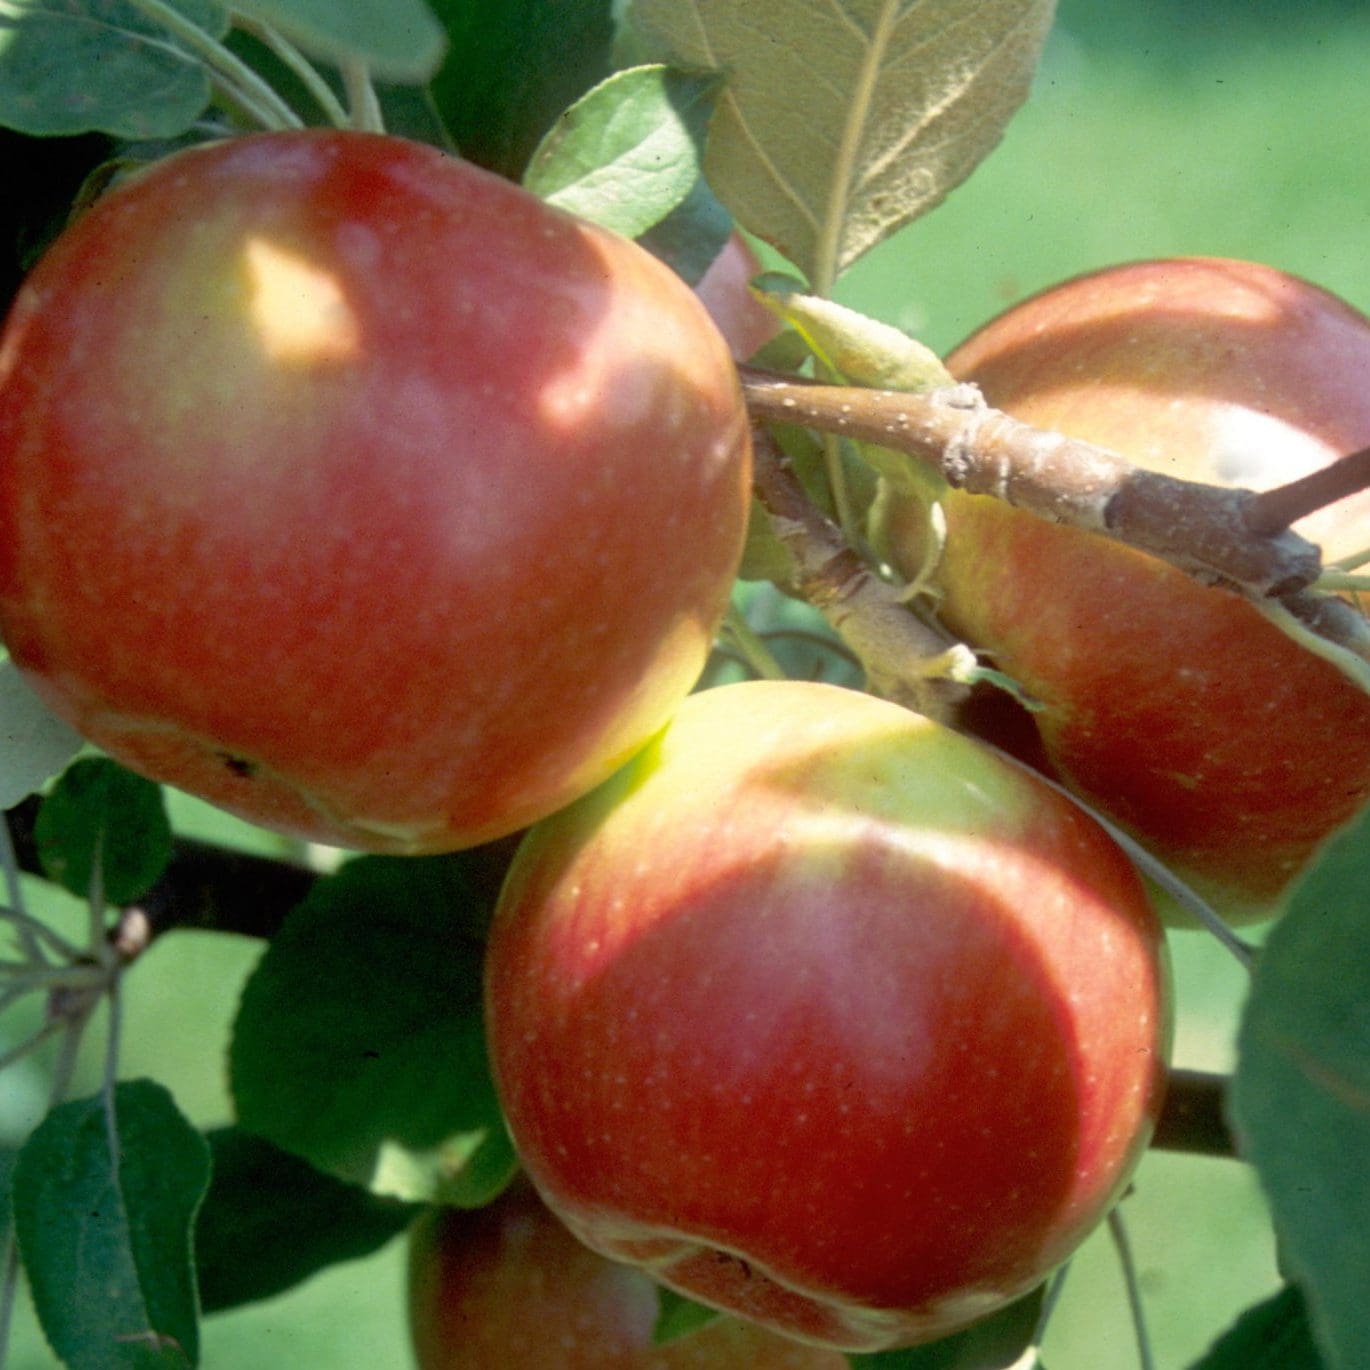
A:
[
  {"xmin": 882, "ymin": 257, "xmax": 1370, "ymax": 922},
  {"xmin": 485, "ymin": 679, "xmax": 1170, "ymax": 1353},
  {"xmin": 0, "ymin": 130, "xmax": 751, "ymax": 852},
  {"xmin": 408, "ymin": 1179, "xmax": 845, "ymax": 1368}
]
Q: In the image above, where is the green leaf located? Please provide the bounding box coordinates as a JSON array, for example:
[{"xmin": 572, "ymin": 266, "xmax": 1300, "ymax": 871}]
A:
[
  {"xmin": 0, "ymin": 660, "xmax": 84, "ymax": 808},
  {"xmin": 848, "ymin": 1284, "xmax": 1044, "ymax": 1368},
  {"xmin": 524, "ymin": 64, "xmax": 719, "ymax": 239},
  {"xmin": 12, "ymin": 1080, "xmax": 210, "ymax": 1369},
  {"xmin": 1188, "ymin": 1285, "xmax": 1327, "ymax": 1370},
  {"xmin": 1232, "ymin": 803, "xmax": 1370, "ymax": 1370},
  {"xmin": 652, "ymin": 1287, "xmax": 720, "ymax": 1344},
  {"xmin": 624, "ymin": 0, "xmax": 1057, "ymax": 290},
  {"xmin": 229, "ymin": 854, "xmax": 517, "ymax": 1206},
  {"xmin": 230, "ymin": 0, "xmax": 446, "ymax": 83},
  {"xmin": 0, "ymin": 0, "xmax": 229, "ymax": 139},
  {"xmin": 195, "ymin": 1127, "xmax": 416, "ymax": 1313},
  {"xmin": 34, "ymin": 756, "xmax": 172, "ymax": 905},
  {"xmin": 426, "ymin": 0, "xmax": 614, "ymax": 180}
]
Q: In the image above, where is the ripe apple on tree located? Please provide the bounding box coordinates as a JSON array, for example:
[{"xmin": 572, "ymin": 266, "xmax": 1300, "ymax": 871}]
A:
[
  {"xmin": 408, "ymin": 1179, "xmax": 846, "ymax": 1369},
  {"xmin": 880, "ymin": 257, "xmax": 1370, "ymax": 923},
  {"xmin": 0, "ymin": 129, "xmax": 751, "ymax": 853},
  {"xmin": 485, "ymin": 679, "xmax": 1170, "ymax": 1353}
]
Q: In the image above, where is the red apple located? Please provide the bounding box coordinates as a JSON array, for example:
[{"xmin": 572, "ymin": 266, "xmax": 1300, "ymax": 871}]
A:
[
  {"xmin": 693, "ymin": 233, "xmax": 780, "ymax": 361},
  {"xmin": 485, "ymin": 680, "xmax": 1169, "ymax": 1352},
  {"xmin": 882, "ymin": 257, "xmax": 1370, "ymax": 923},
  {"xmin": 408, "ymin": 1179, "xmax": 845, "ymax": 1368},
  {"xmin": 0, "ymin": 130, "xmax": 751, "ymax": 852}
]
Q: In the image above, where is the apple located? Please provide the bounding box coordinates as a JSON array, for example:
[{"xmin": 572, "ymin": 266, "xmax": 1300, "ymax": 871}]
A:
[
  {"xmin": 484, "ymin": 679, "xmax": 1169, "ymax": 1352},
  {"xmin": 0, "ymin": 130, "xmax": 751, "ymax": 853},
  {"xmin": 880, "ymin": 257, "xmax": 1370, "ymax": 923},
  {"xmin": 408, "ymin": 1179, "xmax": 846, "ymax": 1368},
  {"xmin": 693, "ymin": 233, "xmax": 780, "ymax": 362}
]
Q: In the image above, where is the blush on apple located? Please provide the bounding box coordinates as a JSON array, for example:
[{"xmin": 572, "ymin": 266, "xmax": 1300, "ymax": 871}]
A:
[
  {"xmin": 881, "ymin": 257, "xmax": 1370, "ymax": 923},
  {"xmin": 408, "ymin": 1179, "xmax": 845, "ymax": 1368},
  {"xmin": 0, "ymin": 130, "xmax": 751, "ymax": 853},
  {"xmin": 485, "ymin": 679, "xmax": 1170, "ymax": 1353}
]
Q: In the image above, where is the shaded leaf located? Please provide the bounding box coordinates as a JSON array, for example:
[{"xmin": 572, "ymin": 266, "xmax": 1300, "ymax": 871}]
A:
[
  {"xmin": 525, "ymin": 65, "xmax": 719, "ymax": 239},
  {"xmin": 12, "ymin": 1080, "xmax": 210, "ymax": 1369},
  {"xmin": 849, "ymin": 1284, "xmax": 1044, "ymax": 1367},
  {"xmin": 653, "ymin": 1287, "xmax": 721, "ymax": 1344},
  {"xmin": 195, "ymin": 1127, "xmax": 416, "ymax": 1313},
  {"xmin": 34, "ymin": 756, "xmax": 172, "ymax": 904},
  {"xmin": 0, "ymin": 660, "xmax": 84, "ymax": 809},
  {"xmin": 0, "ymin": 0, "xmax": 228, "ymax": 139},
  {"xmin": 230, "ymin": 855, "xmax": 516, "ymax": 1206},
  {"xmin": 427, "ymin": 0, "xmax": 614, "ymax": 179},
  {"xmin": 625, "ymin": 0, "xmax": 1057, "ymax": 289},
  {"xmin": 231, "ymin": 0, "xmax": 446, "ymax": 83},
  {"xmin": 1188, "ymin": 1285, "xmax": 1326, "ymax": 1370},
  {"xmin": 34, "ymin": 756, "xmax": 172, "ymax": 905},
  {"xmin": 1231, "ymin": 804, "xmax": 1370, "ymax": 1370},
  {"xmin": 637, "ymin": 175, "xmax": 734, "ymax": 285}
]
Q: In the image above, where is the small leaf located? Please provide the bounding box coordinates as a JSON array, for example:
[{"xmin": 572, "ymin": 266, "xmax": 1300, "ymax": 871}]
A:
[
  {"xmin": 230, "ymin": 854, "xmax": 517, "ymax": 1206},
  {"xmin": 12, "ymin": 1080, "xmax": 210, "ymax": 1370},
  {"xmin": 1231, "ymin": 803, "xmax": 1370, "ymax": 1370},
  {"xmin": 195, "ymin": 1127, "xmax": 416, "ymax": 1313},
  {"xmin": 231, "ymin": 0, "xmax": 447, "ymax": 83},
  {"xmin": 0, "ymin": 660, "xmax": 83, "ymax": 808},
  {"xmin": 525, "ymin": 65, "xmax": 720, "ymax": 239},
  {"xmin": 848, "ymin": 1284, "xmax": 1044, "ymax": 1368},
  {"xmin": 426, "ymin": 0, "xmax": 614, "ymax": 180},
  {"xmin": 35, "ymin": 756, "xmax": 172, "ymax": 905},
  {"xmin": 0, "ymin": 0, "xmax": 229, "ymax": 139},
  {"xmin": 653, "ymin": 1287, "xmax": 721, "ymax": 1344},
  {"xmin": 1188, "ymin": 1285, "xmax": 1327, "ymax": 1370},
  {"xmin": 751, "ymin": 276, "xmax": 954, "ymax": 391},
  {"xmin": 625, "ymin": 0, "xmax": 1057, "ymax": 288}
]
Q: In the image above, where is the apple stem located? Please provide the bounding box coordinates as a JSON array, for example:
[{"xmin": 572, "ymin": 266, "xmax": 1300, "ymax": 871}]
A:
[{"xmin": 1243, "ymin": 445, "xmax": 1370, "ymax": 535}]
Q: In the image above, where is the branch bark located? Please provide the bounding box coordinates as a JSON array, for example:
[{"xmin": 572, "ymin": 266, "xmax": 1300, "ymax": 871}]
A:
[{"xmin": 739, "ymin": 368, "xmax": 1369, "ymax": 616}]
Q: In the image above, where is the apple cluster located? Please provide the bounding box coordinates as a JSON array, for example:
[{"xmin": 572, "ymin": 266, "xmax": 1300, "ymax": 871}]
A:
[{"xmin": 0, "ymin": 127, "xmax": 1363, "ymax": 1360}]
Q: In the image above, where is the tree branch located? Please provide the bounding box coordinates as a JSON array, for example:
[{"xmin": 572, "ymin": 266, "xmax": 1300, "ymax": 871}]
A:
[
  {"xmin": 1151, "ymin": 1068, "xmax": 1235, "ymax": 1159},
  {"xmin": 739, "ymin": 367, "xmax": 1331, "ymax": 598}
]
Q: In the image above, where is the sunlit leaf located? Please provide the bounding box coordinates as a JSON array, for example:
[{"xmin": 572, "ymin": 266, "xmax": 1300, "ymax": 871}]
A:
[
  {"xmin": 625, "ymin": 0, "xmax": 1056, "ymax": 290},
  {"xmin": 0, "ymin": 659, "xmax": 83, "ymax": 808},
  {"xmin": 524, "ymin": 64, "xmax": 719, "ymax": 239}
]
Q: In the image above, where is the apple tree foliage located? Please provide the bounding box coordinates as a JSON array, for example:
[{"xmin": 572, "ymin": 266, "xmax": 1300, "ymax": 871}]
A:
[{"xmin": 0, "ymin": 1, "xmax": 1365, "ymax": 1368}]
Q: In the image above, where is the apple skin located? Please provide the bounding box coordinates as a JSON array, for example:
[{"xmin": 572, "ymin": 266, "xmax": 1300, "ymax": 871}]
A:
[
  {"xmin": 0, "ymin": 130, "xmax": 751, "ymax": 852},
  {"xmin": 407, "ymin": 1179, "xmax": 846, "ymax": 1368},
  {"xmin": 880, "ymin": 257, "xmax": 1370, "ymax": 923},
  {"xmin": 485, "ymin": 680, "xmax": 1170, "ymax": 1353},
  {"xmin": 693, "ymin": 233, "xmax": 779, "ymax": 361}
]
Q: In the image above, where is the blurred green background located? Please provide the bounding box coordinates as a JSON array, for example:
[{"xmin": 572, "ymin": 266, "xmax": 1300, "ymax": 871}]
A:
[{"xmin": 6, "ymin": 0, "xmax": 1369, "ymax": 1365}]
